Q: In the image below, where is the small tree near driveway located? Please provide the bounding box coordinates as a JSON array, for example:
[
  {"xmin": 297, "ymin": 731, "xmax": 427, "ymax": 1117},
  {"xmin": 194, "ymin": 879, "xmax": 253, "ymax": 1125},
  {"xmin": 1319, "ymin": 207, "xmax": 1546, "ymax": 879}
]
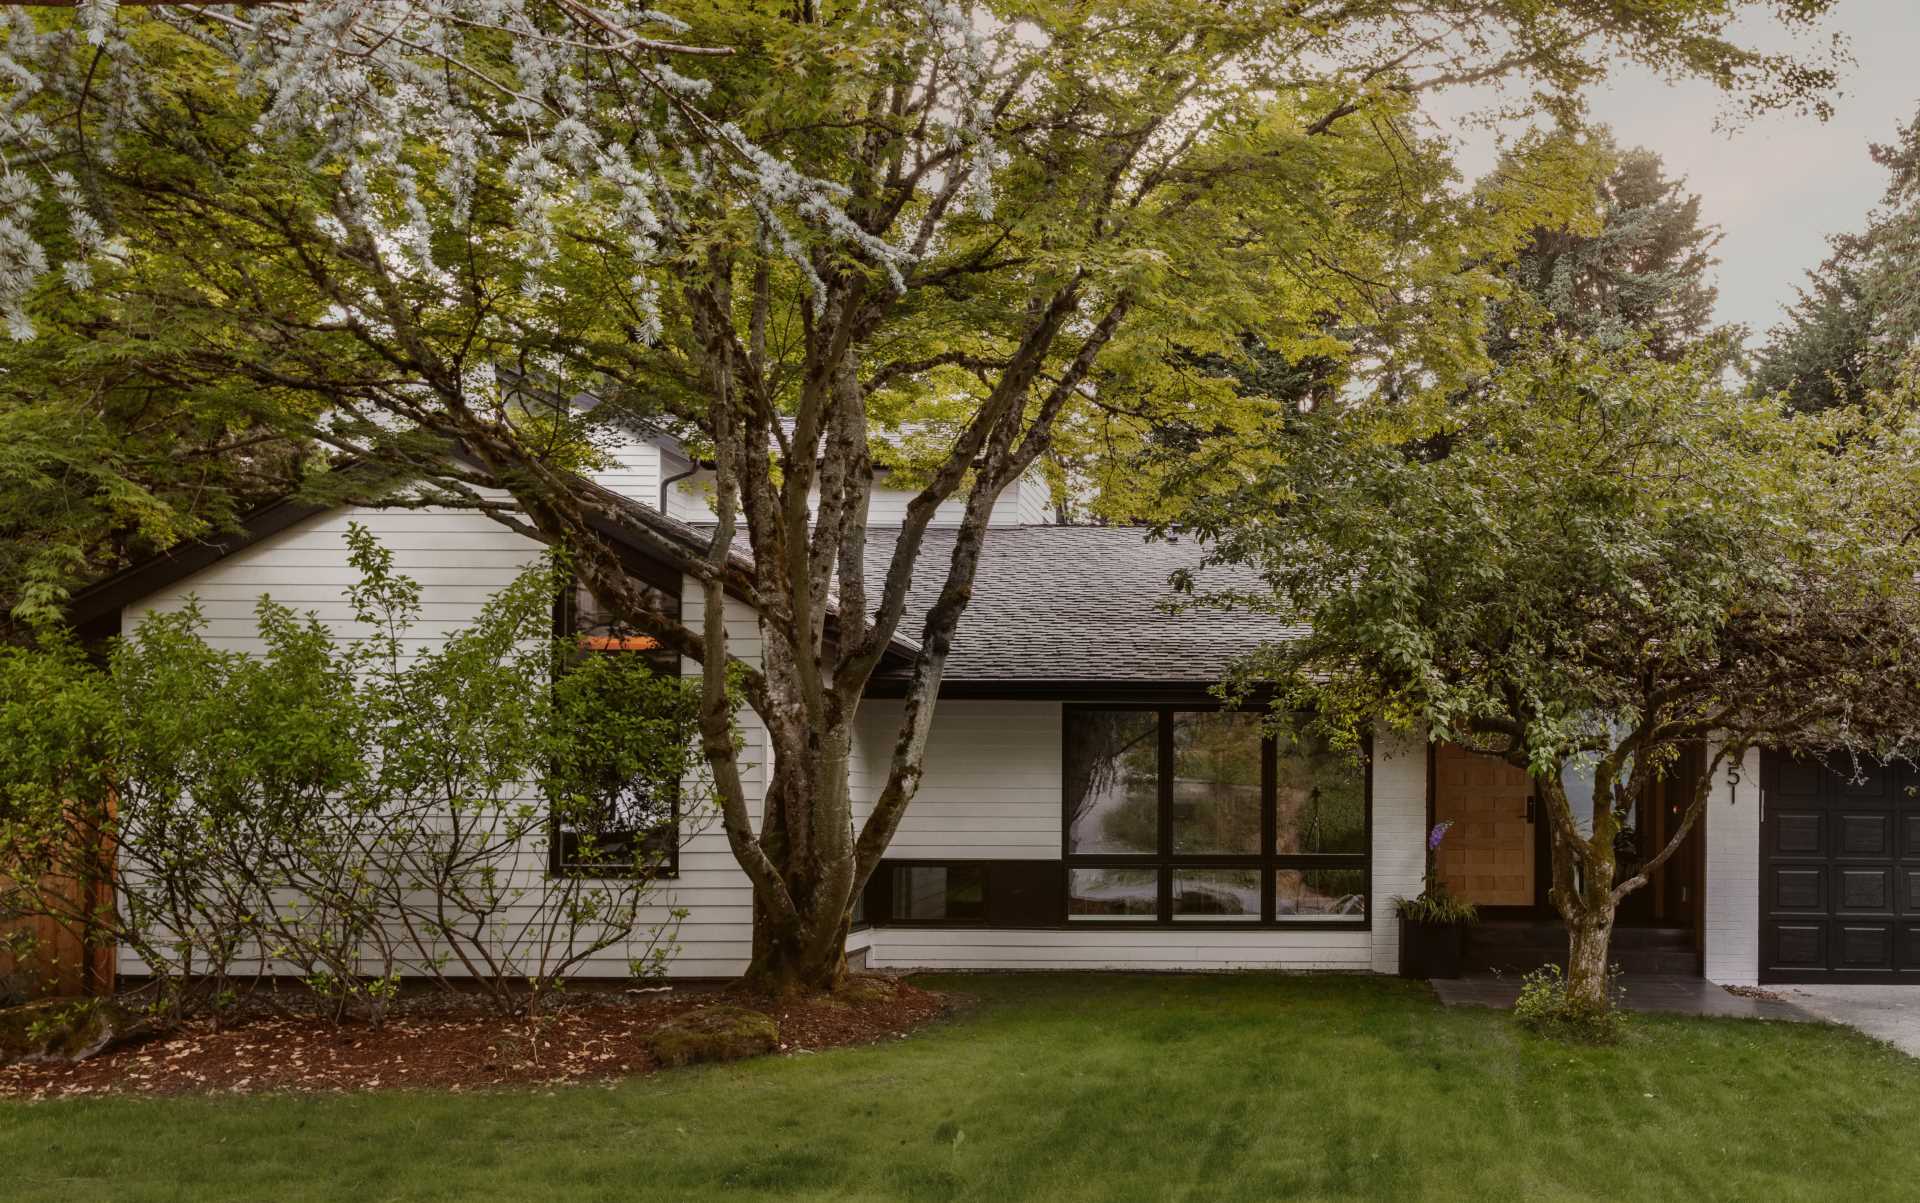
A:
[{"xmin": 1179, "ymin": 342, "xmax": 1920, "ymax": 1015}]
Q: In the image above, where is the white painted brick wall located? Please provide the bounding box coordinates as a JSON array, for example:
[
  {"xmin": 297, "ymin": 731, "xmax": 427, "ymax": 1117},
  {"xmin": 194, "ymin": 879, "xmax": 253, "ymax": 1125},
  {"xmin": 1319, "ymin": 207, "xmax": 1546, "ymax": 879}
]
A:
[
  {"xmin": 1703, "ymin": 745, "xmax": 1762, "ymax": 986},
  {"xmin": 1369, "ymin": 727, "xmax": 1429, "ymax": 974}
]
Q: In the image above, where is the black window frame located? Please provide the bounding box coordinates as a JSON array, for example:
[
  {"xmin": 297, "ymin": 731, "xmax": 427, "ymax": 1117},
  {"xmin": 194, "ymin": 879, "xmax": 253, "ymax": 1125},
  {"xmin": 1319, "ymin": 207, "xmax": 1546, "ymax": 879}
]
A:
[
  {"xmin": 862, "ymin": 858, "xmax": 1068, "ymax": 929},
  {"xmin": 1062, "ymin": 703, "xmax": 1371, "ymax": 930},
  {"xmin": 548, "ymin": 574, "xmax": 685, "ymax": 881},
  {"xmin": 880, "ymin": 861, "xmax": 992, "ymax": 926}
]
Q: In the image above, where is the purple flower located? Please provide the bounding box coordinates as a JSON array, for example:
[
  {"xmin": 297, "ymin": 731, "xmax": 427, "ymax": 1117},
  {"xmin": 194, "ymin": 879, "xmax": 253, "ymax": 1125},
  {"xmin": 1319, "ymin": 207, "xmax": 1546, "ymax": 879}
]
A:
[{"xmin": 1427, "ymin": 820, "xmax": 1453, "ymax": 852}]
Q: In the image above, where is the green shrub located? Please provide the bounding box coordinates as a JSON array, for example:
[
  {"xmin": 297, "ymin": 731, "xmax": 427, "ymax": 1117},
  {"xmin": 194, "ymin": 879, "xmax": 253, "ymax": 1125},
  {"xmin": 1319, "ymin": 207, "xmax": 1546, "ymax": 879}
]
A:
[
  {"xmin": 1392, "ymin": 893, "xmax": 1478, "ymax": 925},
  {"xmin": 0, "ymin": 528, "xmax": 712, "ymax": 1024},
  {"xmin": 1513, "ymin": 964, "xmax": 1626, "ymax": 1043}
]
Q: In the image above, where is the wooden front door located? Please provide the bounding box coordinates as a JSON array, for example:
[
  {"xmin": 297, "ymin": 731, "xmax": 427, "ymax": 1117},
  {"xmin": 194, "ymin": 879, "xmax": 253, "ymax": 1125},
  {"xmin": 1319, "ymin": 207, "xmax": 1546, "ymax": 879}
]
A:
[{"xmin": 1433, "ymin": 743, "xmax": 1536, "ymax": 907}]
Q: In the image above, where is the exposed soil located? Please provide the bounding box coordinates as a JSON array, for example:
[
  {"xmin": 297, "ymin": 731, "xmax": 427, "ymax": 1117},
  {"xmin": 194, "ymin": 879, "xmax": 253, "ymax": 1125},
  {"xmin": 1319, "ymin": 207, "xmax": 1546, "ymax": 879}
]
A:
[
  {"xmin": 0, "ymin": 976, "xmax": 949, "ymax": 1101},
  {"xmin": 1722, "ymin": 984, "xmax": 1785, "ymax": 1002}
]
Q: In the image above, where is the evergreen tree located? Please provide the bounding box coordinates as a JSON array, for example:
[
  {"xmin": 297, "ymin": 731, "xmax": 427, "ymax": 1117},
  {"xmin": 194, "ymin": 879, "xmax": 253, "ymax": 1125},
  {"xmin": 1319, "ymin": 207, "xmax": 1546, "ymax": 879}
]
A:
[
  {"xmin": 1491, "ymin": 136, "xmax": 1723, "ymax": 363},
  {"xmin": 1752, "ymin": 106, "xmax": 1920, "ymax": 412}
]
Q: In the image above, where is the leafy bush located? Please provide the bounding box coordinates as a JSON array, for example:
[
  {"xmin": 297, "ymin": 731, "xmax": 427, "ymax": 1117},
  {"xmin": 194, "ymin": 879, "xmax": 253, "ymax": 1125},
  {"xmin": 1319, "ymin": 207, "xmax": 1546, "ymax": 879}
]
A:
[
  {"xmin": 1392, "ymin": 892, "xmax": 1478, "ymax": 925},
  {"xmin": 1512, "ymin": 963, "xmax": 1626, "ymax": 1043},
  {"xmin": 0, "ymin": 526, "xmax": 710, "ymax": 1024}
]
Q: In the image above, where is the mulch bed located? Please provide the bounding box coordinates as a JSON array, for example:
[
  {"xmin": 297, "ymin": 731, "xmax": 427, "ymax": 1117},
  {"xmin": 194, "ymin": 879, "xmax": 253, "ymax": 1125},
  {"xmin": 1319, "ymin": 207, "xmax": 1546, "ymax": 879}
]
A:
[{"xmin": 0, "ymin": 976, "xmax": 949, "ymax": 1101}]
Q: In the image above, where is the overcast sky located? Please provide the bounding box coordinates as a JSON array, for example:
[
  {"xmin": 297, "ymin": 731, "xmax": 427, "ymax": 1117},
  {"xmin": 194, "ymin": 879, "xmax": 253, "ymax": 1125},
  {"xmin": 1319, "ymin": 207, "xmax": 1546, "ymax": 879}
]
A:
[{"xmin": 1431, "ymin": 0, "xmax": 1920, "ymax": 344}]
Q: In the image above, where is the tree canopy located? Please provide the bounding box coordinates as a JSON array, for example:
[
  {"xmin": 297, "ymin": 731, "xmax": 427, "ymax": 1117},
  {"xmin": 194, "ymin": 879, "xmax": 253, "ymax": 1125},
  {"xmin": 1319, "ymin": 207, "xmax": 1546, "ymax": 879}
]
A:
[
  {"xmin": 0, "ymin": 0, "xmax": 1852, "ymax": 991},
  {"xmin": 1178, "ymin": 339, "xmax": 1920, "ymax": 1007}
]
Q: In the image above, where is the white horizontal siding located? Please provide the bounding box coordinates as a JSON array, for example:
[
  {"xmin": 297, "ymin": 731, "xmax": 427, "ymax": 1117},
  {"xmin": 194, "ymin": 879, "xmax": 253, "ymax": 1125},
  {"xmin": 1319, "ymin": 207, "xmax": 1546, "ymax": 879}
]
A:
[
  {"xmin": 124, "ymin": 507, "xmax": 546, "ymax": 651},
  {"xmin": 1016, "ymin": 471, "xmax": 1055, "ymax": 525},
  {"xmin": 1368, "ymin": 726, "xmax": 1429, "ymax": 974},
  {"xmin": 867, "ymin": 927, "xmax": 1373, "ymax": 972},
  {"xmin": 585, "ymin": 434, "xmax": 662, "ymax": 506},
  {"xmin": 644, "ymin": 583, "xmax": 769, "ymax": 977},
  {"xmin": 863, "ymin": 700, "xmax": 1062, "ymax": 860}
]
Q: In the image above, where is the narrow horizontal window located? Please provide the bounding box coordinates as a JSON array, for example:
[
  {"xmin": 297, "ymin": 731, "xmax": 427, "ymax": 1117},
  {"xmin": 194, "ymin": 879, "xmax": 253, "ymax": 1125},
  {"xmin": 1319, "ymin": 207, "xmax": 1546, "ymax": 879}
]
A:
[
  {"xmin": 863, "ymin": 861, "xmax": 1065, "ymax": 928},
  {"xmin": 1171, "ymin": 868, "xmax": 1262, "ymax": 921},
  {"xmin": 891, "ymin": 864, "xmax": 987, "ymax": 923},
  {"xmin": 1275, "ymin": 868, "xmax": 1367, "ymax": 920}
]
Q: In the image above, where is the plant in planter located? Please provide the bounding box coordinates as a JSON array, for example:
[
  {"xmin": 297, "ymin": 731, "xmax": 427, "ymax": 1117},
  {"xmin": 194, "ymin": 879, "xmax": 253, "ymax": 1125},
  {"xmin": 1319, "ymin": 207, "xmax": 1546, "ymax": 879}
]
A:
[{"xmin": 1395, "ymin": 821, "xmax": 1479, "ymax": 979}]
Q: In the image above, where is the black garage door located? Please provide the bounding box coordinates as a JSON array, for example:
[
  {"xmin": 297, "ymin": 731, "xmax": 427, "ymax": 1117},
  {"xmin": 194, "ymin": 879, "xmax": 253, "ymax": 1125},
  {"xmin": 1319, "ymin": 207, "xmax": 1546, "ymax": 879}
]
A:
[{"xmin": 1760, "ymin": 751, "xmax": 1920, "ymax": 983}]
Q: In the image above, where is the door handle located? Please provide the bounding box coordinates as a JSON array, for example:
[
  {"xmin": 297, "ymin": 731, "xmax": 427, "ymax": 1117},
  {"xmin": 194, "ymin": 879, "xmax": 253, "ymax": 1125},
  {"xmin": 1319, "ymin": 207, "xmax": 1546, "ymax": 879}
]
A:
[{"xmin": 1524, "ymin": 796, "xmax": 1535, "ymax": 824}]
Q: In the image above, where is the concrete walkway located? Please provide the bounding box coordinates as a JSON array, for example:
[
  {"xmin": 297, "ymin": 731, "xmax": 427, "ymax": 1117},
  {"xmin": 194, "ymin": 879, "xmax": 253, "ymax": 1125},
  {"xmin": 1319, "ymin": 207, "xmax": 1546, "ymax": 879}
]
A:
[
  {"xmin": 1780, "ymin": 986, "xmax": 1920, "ymax": 1056},
  {"xmin": 1431, "ymin": 973, "xmax": 1816, "ymax": 1022}
]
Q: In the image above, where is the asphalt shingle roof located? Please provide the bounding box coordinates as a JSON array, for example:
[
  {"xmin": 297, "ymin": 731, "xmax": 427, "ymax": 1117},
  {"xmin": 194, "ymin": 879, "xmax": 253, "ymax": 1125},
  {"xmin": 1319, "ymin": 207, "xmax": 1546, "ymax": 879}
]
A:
[{"xmin": 866, "ymin": 526, "xmax": 1297, "ymax": 683}]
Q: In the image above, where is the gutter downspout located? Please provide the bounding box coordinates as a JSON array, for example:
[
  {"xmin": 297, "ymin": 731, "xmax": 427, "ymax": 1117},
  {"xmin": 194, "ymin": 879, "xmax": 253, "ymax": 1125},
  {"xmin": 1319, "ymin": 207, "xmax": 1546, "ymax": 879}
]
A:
[{"xmin": 659, "ymin": 456, "xmax": 698, "ymax": 516}]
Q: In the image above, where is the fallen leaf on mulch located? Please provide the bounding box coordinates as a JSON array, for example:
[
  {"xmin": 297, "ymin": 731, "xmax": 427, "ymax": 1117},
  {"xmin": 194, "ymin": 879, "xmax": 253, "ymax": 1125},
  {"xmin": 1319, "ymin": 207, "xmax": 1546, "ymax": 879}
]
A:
[{"xmin": 0, "ymin": 977, "xmax": 947, "ymax": 1102}]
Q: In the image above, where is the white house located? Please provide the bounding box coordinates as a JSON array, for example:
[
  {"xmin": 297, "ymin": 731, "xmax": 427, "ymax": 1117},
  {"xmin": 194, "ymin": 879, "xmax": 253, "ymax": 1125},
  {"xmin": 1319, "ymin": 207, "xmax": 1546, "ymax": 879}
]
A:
[{"xmin": 64, "ymin": 425, "xmax": 1912, "ymax": 988}]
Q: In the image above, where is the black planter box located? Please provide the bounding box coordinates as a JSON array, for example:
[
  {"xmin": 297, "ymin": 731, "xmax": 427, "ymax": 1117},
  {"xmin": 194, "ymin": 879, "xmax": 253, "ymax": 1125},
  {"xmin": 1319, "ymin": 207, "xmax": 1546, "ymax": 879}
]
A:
[{"xmin": 1398, "ymin": 917, "xmax": 1467, "ymax": 980}]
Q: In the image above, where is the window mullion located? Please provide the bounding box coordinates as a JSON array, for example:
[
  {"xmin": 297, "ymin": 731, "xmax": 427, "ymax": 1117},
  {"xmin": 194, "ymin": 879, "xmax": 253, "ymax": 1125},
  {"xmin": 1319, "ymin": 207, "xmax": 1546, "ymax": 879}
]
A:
[
  {"xmin": 1157, "ymin": 708, "xmax": 1173, "ymax": 921},
  {"xmin": 1262, "ymin": 732, "xmax": 1276, "ymax": 923}
]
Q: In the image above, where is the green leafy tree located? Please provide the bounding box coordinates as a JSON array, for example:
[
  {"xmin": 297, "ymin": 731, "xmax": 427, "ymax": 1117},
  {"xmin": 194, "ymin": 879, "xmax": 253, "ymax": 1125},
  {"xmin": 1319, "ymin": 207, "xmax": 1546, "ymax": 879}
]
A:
[
  {"xmin": 1179, "ymin": 343, "xmax": 1920, "ymax": 1015},
  {"xmin": 3, "ymin": 2, "xmax": 1845, "ymax": 992}
]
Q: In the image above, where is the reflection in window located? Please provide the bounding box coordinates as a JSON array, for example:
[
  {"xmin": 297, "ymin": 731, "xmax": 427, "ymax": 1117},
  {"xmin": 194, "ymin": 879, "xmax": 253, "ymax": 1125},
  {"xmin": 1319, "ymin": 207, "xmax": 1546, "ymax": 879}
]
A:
[
  {"xmin": 1068, "ymin": 868, "xmax": 1158, "ymax": 919},
  {"xmin": 1171, "ymin": 868, "xmax": 1262, "ymax": 921},
  {"xmin": 553, "ymin": 576, "xmax": 686, "ymax": 878},
  {"xmin": 1274, "ymin": 733, "xmax": 1366, "ymax": 855},
  {"xmin": 1171, "ymin": 712, "xmax": 1262, "ymax": 854},
  {"xmin": 1275, "ymin": 869, "xmax": 1367, "ymax": 920},
  {"xmin": 567, "ymin": 580, "xmax": 679, "ymax": 673},
  {"xmin": 1066, "ymin": 710, "xmax": 1160, "ymax": 854},
  {"xmin": 1063, "ymin": 707, "xmax": 1369, "ymax": 925},
  {"xmin": 892, "ymin": 865, "xmax": 986, "ymax": 923}
]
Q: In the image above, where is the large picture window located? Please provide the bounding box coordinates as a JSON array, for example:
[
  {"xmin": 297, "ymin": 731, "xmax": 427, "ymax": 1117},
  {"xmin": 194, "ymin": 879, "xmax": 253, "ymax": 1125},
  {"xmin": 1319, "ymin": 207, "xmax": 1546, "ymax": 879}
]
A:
[{"xmin": 1064, "ymin": 706, "xmax": 1369, "ymax": 926}]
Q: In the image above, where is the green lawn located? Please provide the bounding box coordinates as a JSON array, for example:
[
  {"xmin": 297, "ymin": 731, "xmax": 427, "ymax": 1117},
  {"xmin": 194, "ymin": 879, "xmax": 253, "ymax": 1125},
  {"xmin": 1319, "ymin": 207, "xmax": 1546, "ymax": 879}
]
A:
[{"xmin": 4, "ymin": 973, "xmax": 1915, "ymax": 1202}]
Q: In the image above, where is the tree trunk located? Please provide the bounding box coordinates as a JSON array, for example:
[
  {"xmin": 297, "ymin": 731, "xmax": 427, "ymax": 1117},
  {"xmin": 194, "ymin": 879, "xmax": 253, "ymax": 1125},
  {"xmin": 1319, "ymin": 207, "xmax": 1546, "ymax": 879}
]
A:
[
  {"xmin": 744, "ymin": 891, "xmax": 848, "ymax": 995},
  {"xmin": 1564, "ymin": 907, "xmax": 1616, "ymax": 1012},
  {"xmin": 1541, "ymin": 770, "xmax": 1621, "ymax": 1014}
]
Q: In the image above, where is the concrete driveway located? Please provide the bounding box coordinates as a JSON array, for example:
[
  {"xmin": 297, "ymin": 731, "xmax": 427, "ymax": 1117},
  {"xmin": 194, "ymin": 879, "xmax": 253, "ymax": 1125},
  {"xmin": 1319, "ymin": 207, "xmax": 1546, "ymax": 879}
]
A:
[{"xmin": 1780, "ymin": 986, "xmax": 1920, "ymax": 1057}]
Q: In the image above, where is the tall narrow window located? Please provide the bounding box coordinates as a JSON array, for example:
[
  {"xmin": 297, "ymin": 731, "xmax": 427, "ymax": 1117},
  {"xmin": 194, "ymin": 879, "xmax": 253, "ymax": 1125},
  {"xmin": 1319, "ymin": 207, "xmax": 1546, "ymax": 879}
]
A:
[
  {"xmin": 552, "ymin": 577, "xmax": 684, "ymax": 878},
  {"xmin": 1063, "ymin": 707, "xmax": 1369, "ymax": 926},
  {"xmin": 1170, "ymin": 711, "xmax": 1263, "ymax": 855},
  {"xmin": 1065, "ymin": 709, "xmax": 1160, "ymax": 855}
]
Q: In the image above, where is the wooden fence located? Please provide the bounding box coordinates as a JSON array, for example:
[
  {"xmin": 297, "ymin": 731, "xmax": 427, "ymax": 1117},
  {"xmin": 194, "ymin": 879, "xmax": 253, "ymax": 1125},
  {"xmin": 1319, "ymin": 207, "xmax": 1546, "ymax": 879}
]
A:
[{"xmin": 1, "ymin": 851, "xmax": 115, "ymax": 1001}]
